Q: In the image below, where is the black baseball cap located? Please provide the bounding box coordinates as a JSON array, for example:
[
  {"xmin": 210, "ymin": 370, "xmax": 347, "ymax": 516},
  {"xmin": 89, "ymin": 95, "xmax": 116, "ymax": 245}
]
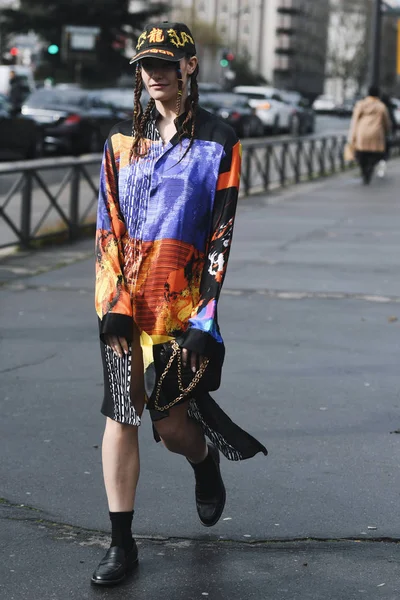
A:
[{"xmin": 130, "ymin": 21, "xmax": 196, "ymax": 64}]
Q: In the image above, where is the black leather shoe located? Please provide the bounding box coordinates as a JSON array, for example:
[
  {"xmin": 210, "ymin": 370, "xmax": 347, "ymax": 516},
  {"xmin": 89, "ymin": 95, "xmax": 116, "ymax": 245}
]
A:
[
  {"xmin": 191, "ymin": 442, "xmax": 226, "ymax": 527},
  {"xmin": 91, "ymin": 543, "xmax": 138, "ymax": 586}
]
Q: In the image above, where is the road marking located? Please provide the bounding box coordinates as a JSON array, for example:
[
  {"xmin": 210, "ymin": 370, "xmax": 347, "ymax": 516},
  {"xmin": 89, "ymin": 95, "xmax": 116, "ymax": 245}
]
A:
[{"xmin": 222, "ymin": 288, "xmax": 400, "ymax": 304}]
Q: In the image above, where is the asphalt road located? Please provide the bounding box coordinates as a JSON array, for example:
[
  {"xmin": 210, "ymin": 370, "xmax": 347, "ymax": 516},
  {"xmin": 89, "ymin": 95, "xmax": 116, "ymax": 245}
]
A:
[{"xmin": 1, "ymin": 159, "xmax": 400, "ymax": 598}]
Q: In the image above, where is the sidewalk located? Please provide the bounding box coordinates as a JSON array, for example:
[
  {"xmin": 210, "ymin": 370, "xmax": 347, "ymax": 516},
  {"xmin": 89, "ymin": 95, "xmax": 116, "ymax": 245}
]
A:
[{"xmin": 1, "ymin": 164, "xmax": 400, "ymax": 599}]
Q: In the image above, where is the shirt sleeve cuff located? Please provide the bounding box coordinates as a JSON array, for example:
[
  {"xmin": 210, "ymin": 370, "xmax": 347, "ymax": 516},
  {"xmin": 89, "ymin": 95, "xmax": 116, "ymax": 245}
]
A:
[
  {"xmin": 98, "ymin": 313, "xmax": 133, "ymax": 344},
  {"xmin": 176, "ymin": 328, "xmax": 225, "ymax": 365}
]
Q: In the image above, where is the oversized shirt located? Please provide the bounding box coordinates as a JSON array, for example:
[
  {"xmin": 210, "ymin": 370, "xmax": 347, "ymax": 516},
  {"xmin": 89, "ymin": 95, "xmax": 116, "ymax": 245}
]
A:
[{"xmin": 95, "ymin": 107, "xmax": 242, "ymax": 391}]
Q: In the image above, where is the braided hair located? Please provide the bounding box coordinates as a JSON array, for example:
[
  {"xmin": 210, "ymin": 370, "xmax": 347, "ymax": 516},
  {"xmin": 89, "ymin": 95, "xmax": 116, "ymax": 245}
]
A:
[
  {"xmin": 177, "ymin": 62, "xmax": 199, "ymax": 163},
  {"xmin": 129, "ymin": 57, "xmax": 199, "ymax": 163},
  {"xmin": 129, "ymin": 66, "xmax": 155, "ymax": 162}
]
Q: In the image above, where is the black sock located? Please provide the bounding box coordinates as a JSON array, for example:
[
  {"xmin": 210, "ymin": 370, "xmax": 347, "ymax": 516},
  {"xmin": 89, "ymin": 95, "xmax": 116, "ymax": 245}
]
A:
[
  {"xmin": 189, "ymin": 449, "xmax": 220, "ymax": 492},
  {"xmin": 109, "ymin": 510, "xmax": 134, "ymax": 553}
]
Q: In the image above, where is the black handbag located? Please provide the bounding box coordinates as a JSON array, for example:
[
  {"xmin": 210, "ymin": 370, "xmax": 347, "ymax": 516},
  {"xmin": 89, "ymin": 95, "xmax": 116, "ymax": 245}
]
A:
[{"xmin": 150, "ymin": 339, "xmax": 222, "ymax": 412}]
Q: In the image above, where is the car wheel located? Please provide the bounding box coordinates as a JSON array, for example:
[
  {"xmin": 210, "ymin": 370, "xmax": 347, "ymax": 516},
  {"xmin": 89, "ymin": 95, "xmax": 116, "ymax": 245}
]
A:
[
  {"xmin": 241, "ymin": 120, "xmax": 253, "ymax": 138},
  {"xmin": 290, "ymin": 115, "xmax": 300, "ymax": 136},
  {"xmin": 26, "ymin": 133, "xmax": 44, "ymax": 159},
  {"xmin": 253, "ymin": 118, "xmax": 264, "ymax": 137},
  {"xmin": 272, "ymin": 117, "xmax": 280, "ymax": 136},
  {"xmin": 88, "ymin": 129, "xmax": 101, "ymax": 153}
]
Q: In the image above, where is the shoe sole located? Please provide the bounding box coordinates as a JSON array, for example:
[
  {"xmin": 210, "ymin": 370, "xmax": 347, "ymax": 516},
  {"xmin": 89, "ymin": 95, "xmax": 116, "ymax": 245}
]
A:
[
  {"xmin": 199, "ymin": 444, "xmax": 226, "ymax": 527},
  {"xmin": 90, "ymin": 558, "xmax": 138, "ymax": 586}
]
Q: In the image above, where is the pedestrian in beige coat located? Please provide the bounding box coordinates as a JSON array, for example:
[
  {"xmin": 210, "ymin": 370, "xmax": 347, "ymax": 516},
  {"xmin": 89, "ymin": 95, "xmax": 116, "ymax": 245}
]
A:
[{"xmin": 348, "ymin": 85, "xmax": 391, "ymax": 184}]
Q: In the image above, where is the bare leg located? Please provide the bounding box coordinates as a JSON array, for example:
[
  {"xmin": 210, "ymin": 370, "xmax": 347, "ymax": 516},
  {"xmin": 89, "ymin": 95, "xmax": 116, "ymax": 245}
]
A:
[
  {"xmin": 102, "ymin": 324, "xmax": 145, "ymax": 512},
  {"xmin": 154, "ymin": 401, "xmax": 208, "ymax": 464}
]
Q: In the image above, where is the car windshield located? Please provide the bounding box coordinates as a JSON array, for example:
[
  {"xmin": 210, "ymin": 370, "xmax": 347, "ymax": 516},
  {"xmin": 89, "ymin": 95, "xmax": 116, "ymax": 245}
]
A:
[
  {"xmin": 96, "ymin": 89, "xmax": 135, "ymax": 110},
  {"xmin": 236, "ymin": 91, "xmax": 272, "ymax": 101},
  {"xmin": 24, "ymin": 89, "xmax": 88, "ymax": 107}
]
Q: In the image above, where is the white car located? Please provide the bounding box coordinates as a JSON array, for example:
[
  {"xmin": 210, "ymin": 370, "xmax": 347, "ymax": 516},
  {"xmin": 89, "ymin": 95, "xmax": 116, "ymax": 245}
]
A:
[
  {"xmin": 312, "ymin": 95, "xmax": 337, "ymax": 114},
  {"xmin": 233, "ymin": 85, "xmax": 297, "ymax": 134}
]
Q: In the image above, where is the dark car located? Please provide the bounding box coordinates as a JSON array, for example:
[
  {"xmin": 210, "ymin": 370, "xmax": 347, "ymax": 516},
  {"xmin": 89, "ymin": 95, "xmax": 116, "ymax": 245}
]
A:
[
  {"xmin": 95, "ymin": 87, "xmax": 150, "ymax": 115},
  {"xmin": 0, "ymin": 93, "xmax": 44, "ymax": 160},
  {"xmin": 21, "ymin": 88, "xmax": 130, "ymax": 155},
  {"xmin": 282, "ymin": 91, "xmax": 316, "ymax": 135},
  {"xmin": 198, "ymin": 82, "xmax": 223, "ymax": 94},
  {"xmin": 335, "ymin": 98, "xmax": 356, "ymax": 118},
  {"xmin": 200, "ymin": 92, "xmax": 263, "ymax": 137}
]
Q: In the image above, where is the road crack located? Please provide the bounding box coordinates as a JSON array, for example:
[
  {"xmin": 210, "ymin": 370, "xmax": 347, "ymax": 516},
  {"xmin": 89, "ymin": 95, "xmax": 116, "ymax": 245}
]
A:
[
  {"xmin": 1, "ymin": 500, "xmax": 400, "ymax": 548},
  {"xmin": 0, "ymin": 353, "xmax": 57, "ymax": 374}
]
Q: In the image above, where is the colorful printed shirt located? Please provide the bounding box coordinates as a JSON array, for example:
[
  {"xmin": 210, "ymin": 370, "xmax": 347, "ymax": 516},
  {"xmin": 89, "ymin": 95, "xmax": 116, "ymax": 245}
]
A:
[{"xmin": 95, "ymin": 107, "xmax": 242, "ymax": 384}]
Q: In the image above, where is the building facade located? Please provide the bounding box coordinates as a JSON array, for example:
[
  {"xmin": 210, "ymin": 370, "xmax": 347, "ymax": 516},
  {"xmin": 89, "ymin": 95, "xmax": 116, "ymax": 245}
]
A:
[
  {"xmin": 152, "ymin": 0, "xmax": 330, "ymax": 97},
  {"xmin": 325, "ymin": 0, "xmax": 399, "ymax": 103},
  {"xmin": 271, "ymin": 0, "xmax": 330, "ymax": 97}
]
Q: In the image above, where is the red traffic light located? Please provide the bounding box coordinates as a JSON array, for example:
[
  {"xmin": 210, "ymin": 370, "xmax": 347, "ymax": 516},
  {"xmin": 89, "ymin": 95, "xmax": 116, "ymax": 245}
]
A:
[
  {"xmin": 10, "ymin": 47, "xmax": 19, "ymax": 56},
  {"xmin": 226, "ymin": 52, "xmax": 235, "ymax": 61}
]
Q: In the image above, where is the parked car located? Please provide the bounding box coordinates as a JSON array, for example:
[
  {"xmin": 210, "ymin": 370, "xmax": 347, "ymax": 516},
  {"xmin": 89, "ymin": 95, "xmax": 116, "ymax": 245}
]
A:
[
  {"xmin": 233, "ymin": 85, "xmax": 298, "ymax": 134},
  {"xmin": 312, "ymin": 95, "xmax": 337, "ymax": 114},
  {"xmin": 280, "ymin": 91, "xmax": 315, "ymax": 134},
  {"xmin": 200, "ymin": 92, "xmax": 263, "ymax": 137},
  {"xmin": 389, "ymin": 97, "xmax": 400, "ymax": 129},
  {"xmin": 0, "ymin": 93, "xmax": 44, "ymax": 160},
  {"xmin": 335, "ymin": 98, "xmax": 356, "ymax": 118},
  {"xmin": 198, "ymin": 82, "xmax": 223, "ymax": 94},
  {"xmin": 21, "ymin": 88, "xmax": 130, "ymax": 155},
  {"xmin": 95, "ymin": 87, "xmax": 150, "ymax": 115}
]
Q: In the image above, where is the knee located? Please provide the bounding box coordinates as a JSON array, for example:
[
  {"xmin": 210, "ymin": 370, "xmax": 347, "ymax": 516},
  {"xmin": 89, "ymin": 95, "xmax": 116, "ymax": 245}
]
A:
[
  {"xmin": 105, "ymin": 417, "xmax": 138, "ymax": 441},
  {"xmin": 154, "ymin": 417, "xmax": 185, "ymax": 445}
]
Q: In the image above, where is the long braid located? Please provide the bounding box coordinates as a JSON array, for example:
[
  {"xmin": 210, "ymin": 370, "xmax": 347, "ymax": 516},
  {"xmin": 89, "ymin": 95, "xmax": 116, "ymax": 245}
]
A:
[
  {"xmin": 175, "ymin": 63, "xmax": 199, "ymax": 164},
  {"xmin": 175, "ymin": 65, "xmax": 183, "ymax": 118},
  {"xmin": 130, "ymin": 66, "xmax": 155, "ymax": 162}
]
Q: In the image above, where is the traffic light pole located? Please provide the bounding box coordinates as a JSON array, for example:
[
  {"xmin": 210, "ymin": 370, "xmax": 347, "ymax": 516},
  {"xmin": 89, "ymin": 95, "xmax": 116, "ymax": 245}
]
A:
[
  {"xmin": 370, "ymin": 0, "xmax": 382, "ymax": 88},
  {"xmin": 370, "ymin": 1, "xmax": 400, "ymax": 88}
]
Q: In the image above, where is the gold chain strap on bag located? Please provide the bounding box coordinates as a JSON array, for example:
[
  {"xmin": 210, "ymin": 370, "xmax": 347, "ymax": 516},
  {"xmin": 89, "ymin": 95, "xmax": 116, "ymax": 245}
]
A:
[{"xmin": 154, "ymin": 339, "xmax": 210, "ymax": 411}]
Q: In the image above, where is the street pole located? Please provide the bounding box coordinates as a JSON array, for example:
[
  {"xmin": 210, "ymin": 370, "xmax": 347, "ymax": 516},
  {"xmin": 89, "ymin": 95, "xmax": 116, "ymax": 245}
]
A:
[{"xmin": 370, "ymin": 0, "xmax": 382, "ymax": 88}]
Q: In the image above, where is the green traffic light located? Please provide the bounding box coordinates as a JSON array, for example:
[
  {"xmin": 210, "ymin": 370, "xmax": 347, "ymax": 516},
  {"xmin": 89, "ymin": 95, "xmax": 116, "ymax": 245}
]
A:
[
  {"xmin": 48, "ymin": 44, "xmax": 59, "ymax": 55},
  {"xmin": 220, "ymin": 59, "xmax": 229, "ymax": 67}
]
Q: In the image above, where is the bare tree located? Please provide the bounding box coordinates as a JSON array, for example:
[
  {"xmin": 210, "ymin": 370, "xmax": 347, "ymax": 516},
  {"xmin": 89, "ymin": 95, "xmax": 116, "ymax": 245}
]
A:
[{"xmin": 327, "ymin": 0, "xmax": 371, "ymax": 99}]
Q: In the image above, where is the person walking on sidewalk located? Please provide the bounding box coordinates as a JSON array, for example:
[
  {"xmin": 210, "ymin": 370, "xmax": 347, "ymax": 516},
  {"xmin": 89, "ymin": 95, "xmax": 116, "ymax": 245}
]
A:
[
  {"xmin": 92, "ymin": 21, "xmax": 267, "ymax": 587},
  {"xmin": 348, "ymin": 85, "xmax": 391, "ymax": 185}
]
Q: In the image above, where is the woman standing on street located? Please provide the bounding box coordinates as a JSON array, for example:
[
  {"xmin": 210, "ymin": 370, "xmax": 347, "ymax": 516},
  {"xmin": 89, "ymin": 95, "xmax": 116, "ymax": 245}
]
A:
[
  {"xmin": 348, "ymin": 85, "xmax": 390, "ymax": 185},
  {"xmin": 92, "ymin": 21, "xmax": 267, "ymax": 586}
]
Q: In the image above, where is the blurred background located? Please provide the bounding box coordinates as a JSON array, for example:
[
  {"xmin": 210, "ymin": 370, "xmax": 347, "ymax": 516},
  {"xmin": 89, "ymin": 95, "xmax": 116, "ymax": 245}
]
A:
[{"xmin": 0, "ymin": 0, "xmax": 400, "ymax": 159}]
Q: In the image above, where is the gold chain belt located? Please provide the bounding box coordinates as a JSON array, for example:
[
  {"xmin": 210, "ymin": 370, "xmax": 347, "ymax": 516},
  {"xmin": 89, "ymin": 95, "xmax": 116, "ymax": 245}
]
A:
[{"xmin": 154, "ymin": 339, "xmax": 210, "ymax": 411}]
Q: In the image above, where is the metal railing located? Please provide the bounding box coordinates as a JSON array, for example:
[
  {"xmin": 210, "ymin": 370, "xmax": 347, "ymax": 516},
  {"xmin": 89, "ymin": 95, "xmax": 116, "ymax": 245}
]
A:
[
  {"xmin": 0, "ymin": 133, "xmax": 399, "ymax": 249},
  {"xmin": 241, "ymin": 134, "xmax": 350, "ymax": 195},
  {"xmin": 0, "ymin": 154, "xmax": 101, "ymax": 249}
]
